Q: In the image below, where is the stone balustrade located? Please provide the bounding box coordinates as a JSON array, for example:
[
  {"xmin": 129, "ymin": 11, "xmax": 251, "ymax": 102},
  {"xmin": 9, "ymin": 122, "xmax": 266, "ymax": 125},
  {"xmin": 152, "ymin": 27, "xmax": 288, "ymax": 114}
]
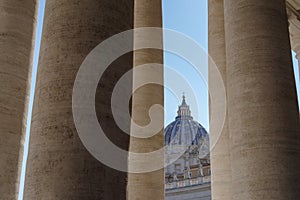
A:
[{"xmin": 165, "ymin": 175, "xmax": 211, "ymax": 190}]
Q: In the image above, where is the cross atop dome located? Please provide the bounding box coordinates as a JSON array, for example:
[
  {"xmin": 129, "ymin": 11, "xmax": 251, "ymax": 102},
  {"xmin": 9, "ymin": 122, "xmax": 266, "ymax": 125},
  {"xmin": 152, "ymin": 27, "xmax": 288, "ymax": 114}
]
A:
[{"xmin": 181, "ymin": 93, "xmax": 187, "ymax": 106}]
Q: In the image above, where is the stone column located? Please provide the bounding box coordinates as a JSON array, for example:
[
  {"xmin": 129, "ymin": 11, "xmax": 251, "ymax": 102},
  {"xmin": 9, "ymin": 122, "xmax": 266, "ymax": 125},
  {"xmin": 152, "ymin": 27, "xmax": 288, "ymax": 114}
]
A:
[
  {"xmin": 127, "ymin": 0, "xmax": 164, "ymax": 199},
  {"xmin": 24, "ymin": 1, "xmax": 133, "ymax": 199},
  {"xmin": 224, "ymin": 0, "xmax": 300, "ymax": 199},
  {"xmin": 208, "ymin": 0, "xmax": 232, "ymax": 200},
  {"xmin": 0, "ymin": 0, "xmax": 37, "ymax": 199}
]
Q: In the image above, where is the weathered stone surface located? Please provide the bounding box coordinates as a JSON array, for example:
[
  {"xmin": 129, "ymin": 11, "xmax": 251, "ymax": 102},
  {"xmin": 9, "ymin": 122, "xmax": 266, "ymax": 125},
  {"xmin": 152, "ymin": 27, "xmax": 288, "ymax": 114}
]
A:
[
  {"xmin": 24, "ymin": 0, "xmax": 133, "ymax": 199},
  {"xmin": 224, "ymin": 0, "xmax": 300, "ymax": 199},
  {"xmin": 0, "ymin": 0, "xmax": 36, "ymax": 199},
  {"xmin": 208, "ymin": 0, "xmax": 232, "ymax": 200},
  {"xmin": 127, "ymin": 0, "xmax": 164, "ymax": 199}
]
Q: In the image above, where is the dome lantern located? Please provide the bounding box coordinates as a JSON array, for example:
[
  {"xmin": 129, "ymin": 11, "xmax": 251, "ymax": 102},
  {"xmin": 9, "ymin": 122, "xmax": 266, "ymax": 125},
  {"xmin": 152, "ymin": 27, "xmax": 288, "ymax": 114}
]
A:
[{"xmin": 177, "ymin": 94, "xmax": 192, "ymax": 119}]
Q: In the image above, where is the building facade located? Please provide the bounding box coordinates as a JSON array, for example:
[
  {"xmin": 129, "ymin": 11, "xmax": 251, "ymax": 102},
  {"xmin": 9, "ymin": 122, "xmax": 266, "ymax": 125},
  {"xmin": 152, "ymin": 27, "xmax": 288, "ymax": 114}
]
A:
[{"xmin": 164, "ymin": 96, "xmax": 211, "ymax": 200}]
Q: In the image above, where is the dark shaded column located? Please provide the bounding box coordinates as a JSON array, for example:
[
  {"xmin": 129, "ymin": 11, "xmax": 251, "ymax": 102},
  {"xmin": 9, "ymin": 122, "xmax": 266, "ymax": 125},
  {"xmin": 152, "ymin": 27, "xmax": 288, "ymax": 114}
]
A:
[
  {"xmin": 0, "ymin": 0, "xmax": 37, "ymax": 199},
  {"xmin": 24, "ymin": 0, "xmax": 133, "ymax": 199}
]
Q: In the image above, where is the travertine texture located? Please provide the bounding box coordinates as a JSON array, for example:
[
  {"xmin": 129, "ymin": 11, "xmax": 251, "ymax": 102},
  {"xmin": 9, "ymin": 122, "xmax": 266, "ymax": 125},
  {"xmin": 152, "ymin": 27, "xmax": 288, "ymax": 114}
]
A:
[
  {"xmin": 0, "ymin": 1, "xmax": 36, "ymax": 199},
  {"xmin": 224, "ymin": 0, "xmax": 300, "ymax": 199},
  {"xmin": 208, "ymin": 0, "xmax": 232, "ymax": 200},
  {"xmin": 127, "ymin": 0, "xmax": 164, "ymax": 199},
  {"xmin": 24, "ymin": 1, "xmax": 133, "ymax": 199}
]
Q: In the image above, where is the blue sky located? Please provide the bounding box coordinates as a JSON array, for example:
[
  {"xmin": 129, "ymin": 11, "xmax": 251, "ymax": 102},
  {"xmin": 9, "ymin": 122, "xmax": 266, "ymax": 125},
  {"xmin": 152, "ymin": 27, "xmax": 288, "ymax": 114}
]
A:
[
  {"xmin": 18, "ymin": 0, "xmax": 300, "ymax": 199},
  {"xmin": 162, "ymin": 0, "xmax": 208, "ymax": 128}
]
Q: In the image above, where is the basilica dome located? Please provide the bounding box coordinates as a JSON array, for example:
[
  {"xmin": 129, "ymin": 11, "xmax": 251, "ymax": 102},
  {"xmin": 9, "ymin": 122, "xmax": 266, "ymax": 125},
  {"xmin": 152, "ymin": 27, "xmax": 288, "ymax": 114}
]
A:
[{"xmin": 164, "ymin": 95, "xmax": 209, "ymax": 146}]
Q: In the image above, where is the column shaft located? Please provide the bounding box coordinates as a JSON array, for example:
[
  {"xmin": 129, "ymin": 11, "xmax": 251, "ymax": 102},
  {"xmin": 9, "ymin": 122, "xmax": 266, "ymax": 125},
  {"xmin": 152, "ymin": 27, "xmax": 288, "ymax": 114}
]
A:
[
  {"xmin": 24, "ymin": 1, "xmax": 133, "ymax": 199},
  {"xmin": 208, "ymin": 0, "xmax": 232, "ymax": 199},
  {"xmin": 224, "ymin": 0, "xmax": 300, "ymax": 199},
  {"xmin": 127, "ymin": 0, "xmax": 164, "ymax": 199},
  {"xmin": 0, "ymin": 0, "xmax": 37, "ymax": 199}
]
